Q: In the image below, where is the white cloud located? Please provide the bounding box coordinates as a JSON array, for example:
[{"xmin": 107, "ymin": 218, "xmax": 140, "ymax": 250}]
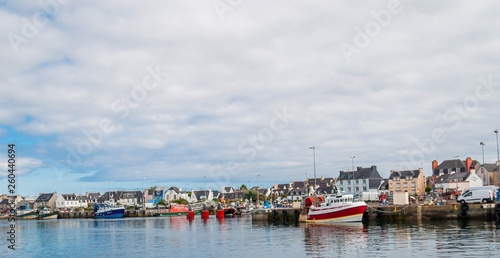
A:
[{"xmin": 1, "ymin": 1, "xmax": 500, "ymax": 194}]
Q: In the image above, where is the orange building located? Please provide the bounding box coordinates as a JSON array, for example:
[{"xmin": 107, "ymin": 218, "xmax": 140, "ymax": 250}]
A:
[{"xmin": 388, "ymin": 168, "xmax": 426, "ymax": 197}]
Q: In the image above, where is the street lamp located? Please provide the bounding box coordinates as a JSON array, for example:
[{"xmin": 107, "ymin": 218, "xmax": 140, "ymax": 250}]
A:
[
  {"xmin": 495, "ymin": 129, "xmax": 500, "ymax": 187},
  {"xmin": 495, "ymin": 129, "xmax": 499, "ymax": 163},
  {"xmin": 350, "ymin": 156, "xmax": 355, "ymax": 194},
  {"xmin": 305, "ymin": 172, "xmax": 308, "ymax": 196},
  {"xmin": 309, "ymin": 146, "xmax": 316, "ymax": 194},
  {"xmin": 257, "ymin": 174, "xmax": 260, "ymax": 207},
  {"xmin": 480, "ymin": 142, "xmax": 485, "ymax": 166}
]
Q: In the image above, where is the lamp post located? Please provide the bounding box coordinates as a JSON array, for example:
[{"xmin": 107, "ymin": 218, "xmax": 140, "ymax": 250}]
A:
[
  {"xmin": 257, "ymin": 174, "xmax": 260, "ymax": 207},
  {"xmin": 480, "ymin": 142, "xmax": 485, "ymax": 165},
  {"xmin": 495, "ymin": 129, "xmax": 499, "ymax": 163},
  {"xmin": 305, "ymin": 172, "xmax": 308, "ymax": 196},
  {"xmin": 309, "ymin": 146, "xmax": 316, "ymax": 194},
  {"xmin": 480, "ymin": 142, "xmax": 488, "ymax": 185},
  {"xmin": 495, "ymin": 129, "xmax": 499, "ymax": 187},
  {"xmin": 350, "ymin": 156, "xmax": 355, "ymax": 194}
]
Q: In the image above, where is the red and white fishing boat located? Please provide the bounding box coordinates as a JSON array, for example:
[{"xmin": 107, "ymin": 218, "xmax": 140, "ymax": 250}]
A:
[{"xmin": 305, "ymin": 194, "xmax": 367, "ymax": 223}]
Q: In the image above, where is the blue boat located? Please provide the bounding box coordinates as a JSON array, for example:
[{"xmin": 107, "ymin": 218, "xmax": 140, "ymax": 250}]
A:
[{"xmin": 93, "ymin": 204, "xmax": 125, "ymax": 219}]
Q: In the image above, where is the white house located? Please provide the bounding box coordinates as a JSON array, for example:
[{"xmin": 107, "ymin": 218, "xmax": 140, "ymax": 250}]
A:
[
  {"xmin": 165, "ymin": 186, "xmax": 181, "ymax": 202},
  {"xmin": 435, "ymin": 170, "xmax": 483, "ymax": 192},
  {"xmin": 190, "ymin": 190, "xmax": 213, "ymax": 203},
  {"xmin": 56, "ymin": 194, "xmax": 85, "ymax": 209}
]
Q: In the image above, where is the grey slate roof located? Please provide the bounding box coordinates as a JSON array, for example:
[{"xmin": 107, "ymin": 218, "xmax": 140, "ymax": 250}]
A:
[
  {"xmin": 35, "ymin": 193, "xmax": 54, "ymax": 202},
  {"xmin": 315, "ymin": 186, "xmax": 337, "ymax": 195},
  {"xmin": 389, "ymin": 170, "xmax": 420, "ymax": 179},
  {"xmin": 338, "ymin": 166, "xmax": 383, "ymax": 189}
]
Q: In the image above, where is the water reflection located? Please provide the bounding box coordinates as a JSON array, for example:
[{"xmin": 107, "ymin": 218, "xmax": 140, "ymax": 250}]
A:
[{"xmin": 303, "ymin": 223, "xmax": 368, "ymax": 257}]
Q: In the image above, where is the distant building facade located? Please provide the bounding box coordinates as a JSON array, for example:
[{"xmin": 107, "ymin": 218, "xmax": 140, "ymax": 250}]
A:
[{"xmin": 388, "ymin": 168, "xmax": 426, "ymax": 197}]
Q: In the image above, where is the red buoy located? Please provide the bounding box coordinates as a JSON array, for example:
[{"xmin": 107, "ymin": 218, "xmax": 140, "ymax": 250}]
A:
[
  {"xmin": 186, "ymin": 211, "xmax": 195, "ymax": 220},
  {"xmin": 201, "ymin": 210, "xmax": 209, "ymax": 220},
  {"xmin": 216, "ymin": 209, "xmax": 224, "ymax": 219}
]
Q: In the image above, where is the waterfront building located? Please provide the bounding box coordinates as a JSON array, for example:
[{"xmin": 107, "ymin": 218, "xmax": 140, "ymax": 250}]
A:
[
  {"xmin": 98, "ymin": 191, "xmax": 143, "ymax": 206},
  {"xmin": 432, "ymin": 157, "xmax": 481, "ymax": 177},
  {"xmin": 164, "ymin": 186, "xmax": 181, "ymax": 202},
  {"xmin": 388, "ymin": 168, "xmax": 426, "ymax": 197},
  {"xmin": 337, "ymin": 166, "xmax": 384, "ymax": 195},
  {"xmin": 79, "ymin": 192, "xmax": 100, "ymax": 207},
  {"xmin": 56, "ymin": 193, "xmax": 86, "ymax": 209},
  {"xmin": 0, "ymin": 195, "xmax": 24, "ymax": 211},
  {"xmin": 220, "ymin": 186, "xmax": 235, "ymax": 194},
  {"xmin": 190, "ymin": 189, "xmax": 215, "ymax": 202},
  {"xmin": 434, "ymin": 169, "xmax": 483, "ymax": 192},
  {"xmin": 287, "ymin": 180, "xmax": 308, "ymax": 201},
  {"xmin": 271, "ymin": 183, "xmax": 290, "ymax": 200},
  {"xmin": 477, "ymin": 163, "xmax": 499, "ymax": 186},
  {"xmin": 314, "ymin": 186, "xmax": 336, "ymax": 196},
  {"xmin": 220, "ymin": 190, "xmax": 244, "ymax": 202},
  {"xmin": 34, "ymin": 192, "xmax": 57, "ymax": 211}
]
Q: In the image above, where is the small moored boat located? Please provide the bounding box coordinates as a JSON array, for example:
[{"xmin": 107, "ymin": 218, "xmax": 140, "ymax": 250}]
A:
[
  {"xmin": 36, "ymin": 209, "xmax": 58, "ymax": 220},
  {"xmin": 15, "ymin": 210, "xmax": 37, "ymax": 220},
  {"xmin": 153, "ymin": 204, "xmax": 201, "ymax": 217}
]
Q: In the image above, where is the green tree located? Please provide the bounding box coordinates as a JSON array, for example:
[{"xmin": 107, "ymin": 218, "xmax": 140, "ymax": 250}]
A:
[
  {"xmin": 240, "ymin": 184, "xmax": 248, "ymax": 190},
  {"xmin": 156, "ymin": 199, "xmax": 167, "ymax": 206},
  {"xmin": 244, "ymin": 190, "xmax": 258, "ymax": 202},
  {"xmin": 425, "ymin": 186, "xmax": 432, "ymax": 193},
  {"xmin": 171, "ymin": 198, "xmax": 189, "ymax": 204}
]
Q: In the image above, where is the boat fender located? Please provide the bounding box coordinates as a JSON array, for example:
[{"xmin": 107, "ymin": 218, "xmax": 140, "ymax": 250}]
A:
[
  {"xmin": 460, "ymin": 211, "xmax": 468, "ymax": 219},
  {"xmin": 272, "ymin": 210, "xmax": 278, "ymax": 221},
  {"xmin": 460, "ymin": 203, "xmax": 469, "ymax": 212},
  {"xmin": 495, "ymin": 203, "xmax": 500, "ymax": 212},
  {"xmin": 282, "ymin": 210, "xmax": 288, "ymax": 220}
]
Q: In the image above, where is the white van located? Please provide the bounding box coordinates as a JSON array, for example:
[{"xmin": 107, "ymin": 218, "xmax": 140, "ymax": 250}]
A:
[{"xmin": 457, "ymin": 187, "xmax": 495, "ymax": 204}]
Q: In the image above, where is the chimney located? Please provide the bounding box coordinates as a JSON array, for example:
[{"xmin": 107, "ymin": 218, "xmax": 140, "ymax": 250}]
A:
[
  {"xmin": 466, "ymin": 157, "xmax": 472, "ymax": 172},
  {"xmin": 432, "ymin": 160, "xmax": 438, "ymax": 171},
  {"xmin": 371, "ymin": 165, "xmax": 377, "ymax": 171}
]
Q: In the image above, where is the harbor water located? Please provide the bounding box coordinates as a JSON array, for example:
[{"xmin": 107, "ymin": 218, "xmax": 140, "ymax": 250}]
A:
[{"xmin": 2, "ymin": 216, "xmax": 500, "ymax": 257}]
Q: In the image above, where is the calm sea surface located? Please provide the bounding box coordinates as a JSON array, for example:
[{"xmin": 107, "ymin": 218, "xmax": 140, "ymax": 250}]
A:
[{"xmin": 2, "ymin": 216, "xmax": 500, "ymax": 257}]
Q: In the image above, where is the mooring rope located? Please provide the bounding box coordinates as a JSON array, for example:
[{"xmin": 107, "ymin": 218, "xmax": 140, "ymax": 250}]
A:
[{"xmin": 366, "ymin": 204, "xmax": 411, "ymax": 214}]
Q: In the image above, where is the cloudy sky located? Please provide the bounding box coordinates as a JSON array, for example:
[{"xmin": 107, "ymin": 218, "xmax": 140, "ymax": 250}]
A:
[{"xmin": 1, "ymin": 1, "xmax": 499, "ymax": 196}]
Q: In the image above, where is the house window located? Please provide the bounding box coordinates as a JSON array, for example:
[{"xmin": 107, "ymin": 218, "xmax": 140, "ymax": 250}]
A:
[
  {"xmin": 396, "ymin": 183, "xmax": 400, "ymax": 188},
  {"xmin": 411, "ymin": 182, "xmax": 416, "ymax": 188}
]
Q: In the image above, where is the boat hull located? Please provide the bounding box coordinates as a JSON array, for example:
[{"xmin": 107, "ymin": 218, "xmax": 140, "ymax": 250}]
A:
[
  {"xmin": 16, "ymin": 211, "xmax": 37, "ymax": 220},
  {"xmin": 37, "ymin": 214, "xmax": 58, "ymax": 220},
  {"xmin": 306, "ymin": 202, "xmax": 367, "ymax": 223},
  {"xmin": 93, "ymin": 208, "xmax": 125, "ymax": 219},
  {"xmin": 154, "ymin": 210, "xmax": 201, "ymax": 217}
]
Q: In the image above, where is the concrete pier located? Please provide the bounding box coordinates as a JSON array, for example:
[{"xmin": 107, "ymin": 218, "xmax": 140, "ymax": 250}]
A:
[
  {"xmin": 252, "ymin": 208, "xmax": 304, "ymax": 223},
  {"xmin": 251, "ymin": 203, "xmax": 500, "ymax": 223}
]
